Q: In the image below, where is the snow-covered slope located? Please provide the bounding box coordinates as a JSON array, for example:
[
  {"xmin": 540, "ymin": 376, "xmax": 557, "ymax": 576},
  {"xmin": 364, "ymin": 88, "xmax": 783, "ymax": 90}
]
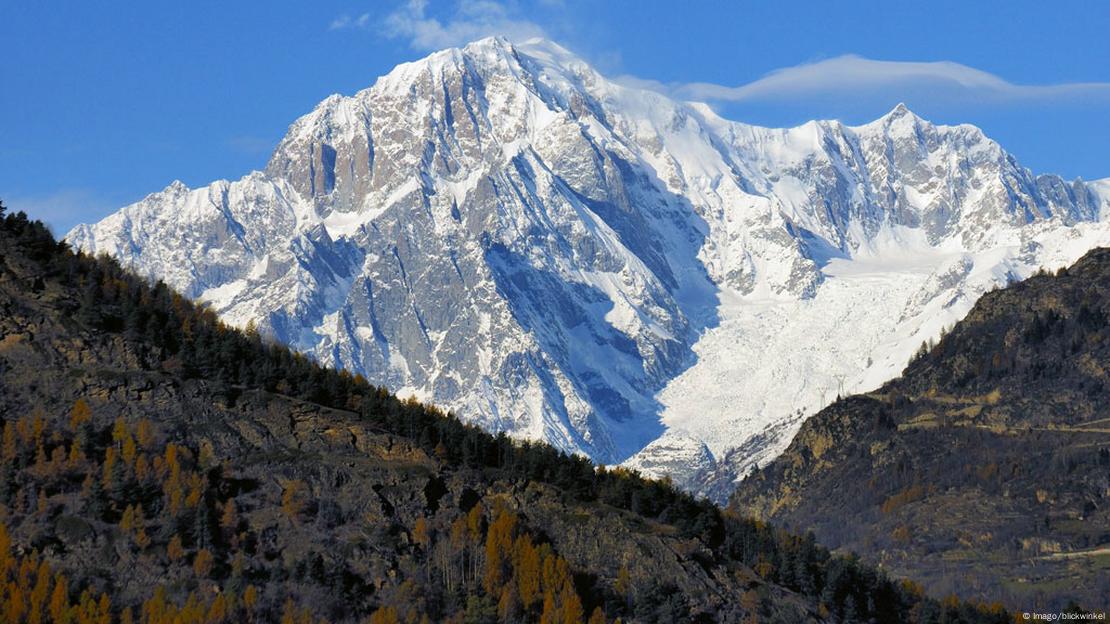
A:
[{"xmin": 67, "ymin": 37, "xmax": 1110, "ymax": 499}]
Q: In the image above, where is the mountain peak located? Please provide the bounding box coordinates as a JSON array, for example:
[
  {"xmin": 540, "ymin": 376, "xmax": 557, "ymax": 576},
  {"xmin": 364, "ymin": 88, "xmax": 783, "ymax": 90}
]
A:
[
  {"xmin": 67, "ymin": 40, "xmax": 1110, "ymax": 496},
  {"xmin": 163, "ymin": 179, "xmax": 190, "ymax": 195},
  {"xmin": 858, "ymin": 101, "xmax": 931, "ymax": 138},
  {"xmin": 890, "ymin": 101, "xmax": 912, "ymax": 115},
  {"xmin": 879, "ymin": 101, "xmax": 924, "ymax": 124},
  {"xmin": 457, "ymin": 35, "xmax": 574, "ymax": 57},
  {"xmin": 461, "ymin": 34, "xmax": 519, "ymax": 53}
]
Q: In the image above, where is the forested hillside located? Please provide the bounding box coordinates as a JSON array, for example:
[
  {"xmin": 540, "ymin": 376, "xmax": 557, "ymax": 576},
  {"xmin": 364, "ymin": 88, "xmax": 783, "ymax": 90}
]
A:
[
  {"xmin": 0, "ymin": 203, "xmax": 1015, "ymax": 623},
  {"xmin": 732, "ymin": 246, "xmax": 1110, "ymax": 611}
]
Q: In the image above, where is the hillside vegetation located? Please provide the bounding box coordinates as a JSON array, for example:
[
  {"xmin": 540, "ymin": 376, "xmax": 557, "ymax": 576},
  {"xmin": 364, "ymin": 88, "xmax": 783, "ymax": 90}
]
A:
[
  {"xmin": 733, "ymin": 246, "xmax": 1110, "ymax": 611},
  {"xmin": 0, "ymin": 203, "xmax": 1015, "ymax": 623}
]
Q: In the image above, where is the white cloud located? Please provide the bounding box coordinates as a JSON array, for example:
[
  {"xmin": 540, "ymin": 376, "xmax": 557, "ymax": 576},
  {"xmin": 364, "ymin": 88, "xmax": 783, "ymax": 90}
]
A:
[
  {"xmin": 330, "ymin": 13, "xmax": 371, "ymax": 31},
  {"xmin": 672, "ymin": 55, "xmax": 1110, "ymax": 104},
  {"xmin": 324, "ymin": 8, "xmax": 1110, "ymax": 109},
  {"xmin": 382, "ymin": 0, "xmax": 547, "ymax": 50},
  {"xmin": 610, "ymin": 74, "xmax": 670, "ymax": 93}
]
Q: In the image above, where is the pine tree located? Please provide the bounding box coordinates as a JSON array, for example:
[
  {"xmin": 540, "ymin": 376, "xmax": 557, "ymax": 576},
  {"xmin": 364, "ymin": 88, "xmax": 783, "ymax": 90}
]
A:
[
  {"xmin": 69, "ymin": 399, "xmax": 92, "ymax": 432},
  {"xmin": 28, "ymin": 559, "xmax": 51, "ymax": 624},
  {"xmin": 413, "ymin": 517, "xmax": 430, "ymax": 549},
  {"xmin": 220, "ymin": 499, "xmax": 238, "ymax": 535},
  {"xmin": 97, "ymin": 593, "xmax": 111, "ymax": 624},
  {"xmin": 192, "ymin": 548, "xmax": 213, "ymax": 578},
  {"xmin": 166, "ymin": 535, "xmax": 185, "ymax": 563},
  {"xmin": 82, "ymin": 475, "xmax": 108, "ymax": 521},
  {"xmin": 243, "ymin": 585, "xmax": 259, "ymax": 614},
  {"xmin": 281, "ymin": 480, "xmax": 305, "ymax": 525},
  {"xmin": 135, "ymin": 419, "xmax": 155, "ymax": 451},
  {"xmin": 206, "ymin": 594, "xmax": 227, "ymax": 624},
  {"xmin": 120, "ymin": 504, "xmax": 137, "ymax": 534},
  {"xmin": 1, "ymin": 421, "xmax": 17, "ymax": 465},
  {"xmin": 0, "ymin": 463, "xmax": 16, "ymax": 506},
  {"xmin": 193, "ymin": 502, "xmax": 215, "ymax": 550},
  {"xmin": 483, "ymin": 509, "xmax": 516, "ymax": 594},
  {"xmin": 515, "ymin": 535, "xmax": 541, "ymax": 609},
  {"xmin": 614, "ymin": 564, "xmax": 632, "ymax": 606},
  {"xmin": 497, "ymin": 585, "xmax": 522, "ymax": 622},
  {"xmin": 107, "ymin": 448, "xmax": 130, "ymax": 503},
  {"xmin": 560, "ymin": 586, "xmax": 584, "ymax": 624},
  {"xmin": 48, "ymin": 574, "xmax": 68, "ymax": 623},
  {"xmin": 281, "ymin": 598, "xmax": 297, "ymax": 624},
  {"xmin": 0, "ymin": 519, "xmax": 12, "ymax": 572}
]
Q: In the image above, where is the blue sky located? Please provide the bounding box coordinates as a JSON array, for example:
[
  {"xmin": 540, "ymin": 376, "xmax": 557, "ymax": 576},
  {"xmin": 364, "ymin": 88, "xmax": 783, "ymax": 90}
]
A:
[{"xmin": 3, "ymin": 0, "xmax": 1109, "ymax": 234}]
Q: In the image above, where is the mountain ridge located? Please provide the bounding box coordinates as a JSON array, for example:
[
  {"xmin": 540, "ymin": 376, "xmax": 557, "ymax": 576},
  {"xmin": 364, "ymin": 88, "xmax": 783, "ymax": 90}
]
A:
[{"xmin": 66, "ymin": 36, "xmax": 1110, "ymax": 495}]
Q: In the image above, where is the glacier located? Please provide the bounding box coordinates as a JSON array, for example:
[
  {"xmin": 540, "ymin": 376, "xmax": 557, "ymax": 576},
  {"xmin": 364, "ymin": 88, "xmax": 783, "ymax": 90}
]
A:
[{"xmin": 67, "ymin": 37, "xmax": 1110, "ymax": 500}]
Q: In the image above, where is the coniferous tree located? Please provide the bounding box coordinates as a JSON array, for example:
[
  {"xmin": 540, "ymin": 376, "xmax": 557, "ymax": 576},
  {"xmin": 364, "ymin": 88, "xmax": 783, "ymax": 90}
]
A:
[
  {"xmin": 0, "ymin": 463, "xmax": 15, "ymax": 506},
  {"xmin": 82, "ymin": 476, "xmax": 109, "ymax": 521}
]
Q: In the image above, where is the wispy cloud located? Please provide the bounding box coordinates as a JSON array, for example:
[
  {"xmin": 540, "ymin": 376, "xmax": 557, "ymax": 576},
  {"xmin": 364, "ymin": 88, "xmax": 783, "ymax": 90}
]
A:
[
  {"xmin": 335, "ymin": 7, "xmax": 1110, "ymax": 111},
  {"xmin": 671, "ymin": 55, "xmax": 1110, "ymax": 104},
  {"xmin": 329, "ymin": 13, "xmax": 371, "ymax": 31},
  {"xmin": 4, "ymin": 189, "xmax": 118, "ymax": 236},
  {"xmin": 381, "ymin": 0, "xmax": 547, "ymax": 50}
]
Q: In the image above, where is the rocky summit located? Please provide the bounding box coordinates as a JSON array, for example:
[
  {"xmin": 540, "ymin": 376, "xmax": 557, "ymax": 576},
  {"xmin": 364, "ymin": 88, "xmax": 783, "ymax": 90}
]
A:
[{"xmin": 67, "ymin": 37, "xmax": 1110, "ymax": 496}]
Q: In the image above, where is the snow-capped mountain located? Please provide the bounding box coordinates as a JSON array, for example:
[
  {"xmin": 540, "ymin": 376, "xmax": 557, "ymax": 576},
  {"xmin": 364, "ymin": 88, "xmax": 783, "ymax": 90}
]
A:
[{"xmin": 67, "ymin": 37, "xmax": 1110, "ymax": 499}]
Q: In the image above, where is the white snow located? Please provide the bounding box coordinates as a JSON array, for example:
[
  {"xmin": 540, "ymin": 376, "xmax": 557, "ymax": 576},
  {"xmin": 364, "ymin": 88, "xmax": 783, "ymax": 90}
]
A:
[{"xmin": 65, "ymin": 36, "xmax": 1110, "ymax": 497}]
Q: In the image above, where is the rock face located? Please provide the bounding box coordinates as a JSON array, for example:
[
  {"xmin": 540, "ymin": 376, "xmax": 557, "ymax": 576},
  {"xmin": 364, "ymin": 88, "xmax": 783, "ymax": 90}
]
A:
[
  {"xmin": 731, "ymin": 248, "xmax": 1110, "ymax": 610},
  {"xmin": 67, "ymin": 37, "xmax": 1110, "ymax": 495}
]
